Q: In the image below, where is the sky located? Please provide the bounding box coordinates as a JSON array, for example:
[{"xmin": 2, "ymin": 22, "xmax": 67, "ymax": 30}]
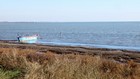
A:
[{"xmin": 0, "ymin": 0, "xmax": 140, "ymax": 22}]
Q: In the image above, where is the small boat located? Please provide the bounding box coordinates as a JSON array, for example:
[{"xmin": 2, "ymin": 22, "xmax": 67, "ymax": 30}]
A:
[{"xmin": 17, "ymin": 35, "xmax": 38, "ymax": 43}]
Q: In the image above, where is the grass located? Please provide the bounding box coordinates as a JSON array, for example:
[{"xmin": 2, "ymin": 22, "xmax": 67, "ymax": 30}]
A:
[
  {"xmin": 0, "ymin": 48, "xmax": 140, "ymax": 79},
  {"xmin": 0, "ymin": 68, "xmax": 21, "ymax": 79}
]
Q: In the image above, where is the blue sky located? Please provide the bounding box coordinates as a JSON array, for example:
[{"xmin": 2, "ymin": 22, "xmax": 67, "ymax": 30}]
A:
[{"xmin": 0, "ymin": 0, "xmax": 140, "ymax": 22}]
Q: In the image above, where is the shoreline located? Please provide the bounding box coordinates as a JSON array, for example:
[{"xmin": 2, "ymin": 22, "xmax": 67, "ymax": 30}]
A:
[
  {"xmin": 0, "ymin": 40, "xmax": 140, "ymax": 63},
  {"xmin": 1, "ymin": 40, "xmax": 140, "ymax": 52}
]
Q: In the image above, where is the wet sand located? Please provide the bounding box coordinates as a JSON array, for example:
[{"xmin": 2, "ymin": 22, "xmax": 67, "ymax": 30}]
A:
[{"xmin": 0, "ymin": 40, "xmax": 140, "ymax": 63}]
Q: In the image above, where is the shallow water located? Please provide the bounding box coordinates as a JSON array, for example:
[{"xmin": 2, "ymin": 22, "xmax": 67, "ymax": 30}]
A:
[{"xmin": 0, "ymin": 22, "xmax": 140, "ymax": 51}]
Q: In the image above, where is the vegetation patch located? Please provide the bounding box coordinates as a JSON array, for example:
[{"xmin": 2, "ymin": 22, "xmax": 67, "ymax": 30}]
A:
[
  {"xmin": 0, "ymin": 47, "xmax": 140, "ymax": 79},
  {"xmin": 0, "ymin": 68, "xmax": 21, "ymax": 79}
]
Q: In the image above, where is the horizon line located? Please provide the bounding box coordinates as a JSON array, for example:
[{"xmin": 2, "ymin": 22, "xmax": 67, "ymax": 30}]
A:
[{"xmin": 0, "ymin": 21, "xmax": 140, "ymax": 23}]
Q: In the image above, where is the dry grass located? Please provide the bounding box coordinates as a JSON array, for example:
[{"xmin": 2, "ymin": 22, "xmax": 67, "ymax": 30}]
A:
[{"xmin": 0, "ymin": 48, "xmax": 140, "ymax": 79}]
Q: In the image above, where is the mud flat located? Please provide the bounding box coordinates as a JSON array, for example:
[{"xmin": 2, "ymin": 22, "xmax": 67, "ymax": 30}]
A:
[{"xmin": 0, "ymin": 40, "xmax": 140, "ymax": 63}]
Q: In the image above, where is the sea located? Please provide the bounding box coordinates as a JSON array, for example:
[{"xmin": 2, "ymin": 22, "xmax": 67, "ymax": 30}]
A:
[{"xmin": 0, "ymin": 22, "xmax": 140, "ymax": 51}]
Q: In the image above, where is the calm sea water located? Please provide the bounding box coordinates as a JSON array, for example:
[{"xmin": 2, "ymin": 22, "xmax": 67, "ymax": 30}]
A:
[{"xmin": 0, "ymin": 22, "xmax": 140, "ymax": 50}]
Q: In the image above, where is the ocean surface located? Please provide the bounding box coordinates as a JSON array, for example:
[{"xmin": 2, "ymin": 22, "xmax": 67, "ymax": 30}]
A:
[{"xmin": 0, "ymin": 22, "xmax": 140, "ymax": 51}]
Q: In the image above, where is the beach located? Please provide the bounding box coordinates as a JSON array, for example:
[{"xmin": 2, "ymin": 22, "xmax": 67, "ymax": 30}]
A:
[{"xmin": 0, "ymin": 40, "xmax": 140, "ymax": 63}]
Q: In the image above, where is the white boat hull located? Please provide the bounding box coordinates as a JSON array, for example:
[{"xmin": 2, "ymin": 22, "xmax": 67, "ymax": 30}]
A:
[{"xmin": 18, "ymin": 35, "xmax": 38, "ymax": 43}]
